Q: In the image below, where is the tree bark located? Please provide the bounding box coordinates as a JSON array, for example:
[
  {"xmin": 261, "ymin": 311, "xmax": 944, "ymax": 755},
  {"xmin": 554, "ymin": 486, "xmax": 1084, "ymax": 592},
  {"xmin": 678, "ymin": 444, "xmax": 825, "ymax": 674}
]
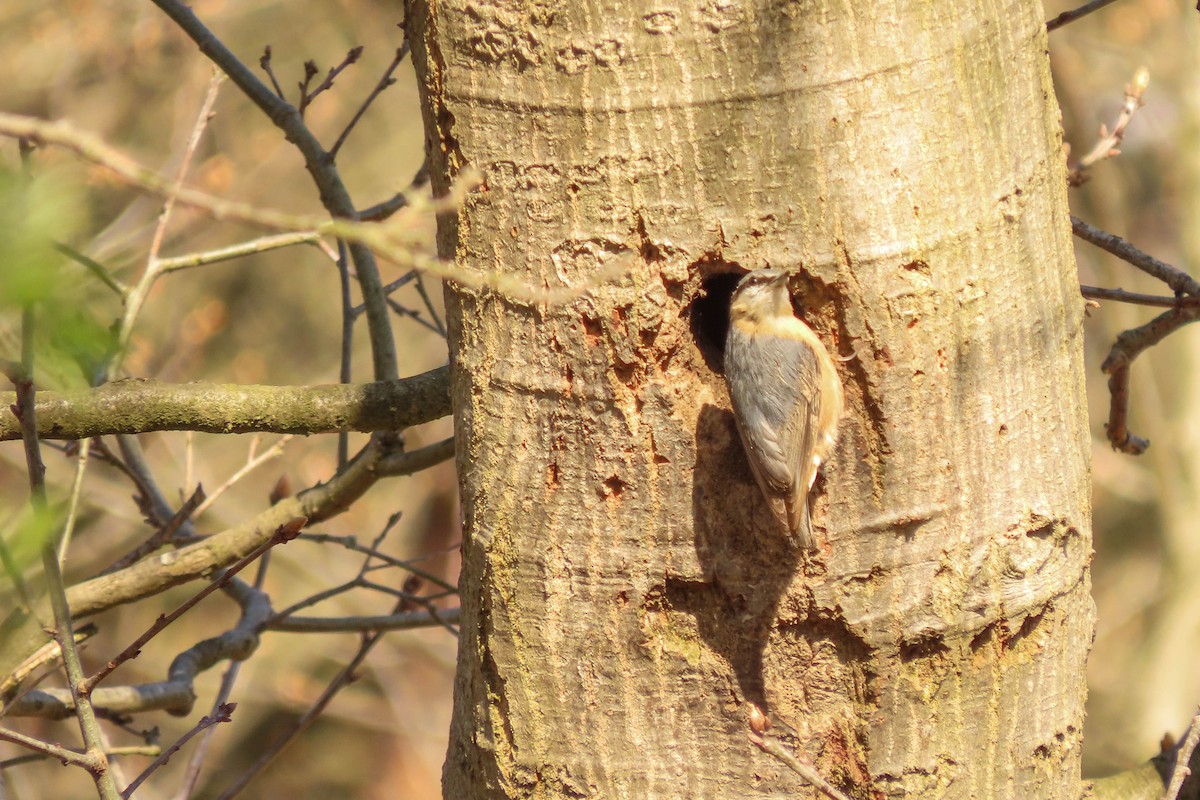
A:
[{"xmin": 408, "ymin": 1, "xmax": 1092, "ymax": 798}]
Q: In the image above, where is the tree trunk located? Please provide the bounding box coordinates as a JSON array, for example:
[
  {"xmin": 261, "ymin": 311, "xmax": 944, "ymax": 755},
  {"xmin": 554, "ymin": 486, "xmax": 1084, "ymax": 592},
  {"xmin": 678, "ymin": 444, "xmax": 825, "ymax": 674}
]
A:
[{"xmin": 407, "ymin": 1, "xmax": 1092, "ymax": 798}]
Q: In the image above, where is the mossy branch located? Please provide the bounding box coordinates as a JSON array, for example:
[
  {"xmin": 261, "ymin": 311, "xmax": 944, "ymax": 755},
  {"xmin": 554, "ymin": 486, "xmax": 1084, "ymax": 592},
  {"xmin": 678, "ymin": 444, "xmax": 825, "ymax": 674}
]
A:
[{"xmin": 0, "ymin": 367, "xmax": 450, "ymax": 441}]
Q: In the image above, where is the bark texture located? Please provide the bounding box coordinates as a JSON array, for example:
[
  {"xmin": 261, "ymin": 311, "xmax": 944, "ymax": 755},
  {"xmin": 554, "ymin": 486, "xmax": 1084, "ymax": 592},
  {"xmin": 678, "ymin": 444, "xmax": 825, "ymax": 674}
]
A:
[{"xmin": 408, "ymin": 1, "xmax": 1092, "ymax": 797}]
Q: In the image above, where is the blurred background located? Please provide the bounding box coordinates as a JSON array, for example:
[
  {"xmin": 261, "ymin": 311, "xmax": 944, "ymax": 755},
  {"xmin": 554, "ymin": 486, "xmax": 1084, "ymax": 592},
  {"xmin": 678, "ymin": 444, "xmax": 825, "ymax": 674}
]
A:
[{"xmin": 0, "ymin": 0, "xmax": 1195, "ymax": 796}]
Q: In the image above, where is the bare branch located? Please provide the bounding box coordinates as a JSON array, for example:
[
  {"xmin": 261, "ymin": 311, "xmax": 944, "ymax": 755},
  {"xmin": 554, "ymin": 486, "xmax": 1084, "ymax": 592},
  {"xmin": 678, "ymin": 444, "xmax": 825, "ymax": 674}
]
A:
[
  {"xmin": 212, "ymin": 598, "xmax": 405, "ymax": 800},
  {"xmin": 1071, "ymin": 217, "xmax": 1200, "ymax": 297},
  {"xmin": 0, "ymin": 436, "xmax": 394, "ymax": 679},
  {"xmin": 8, "ymin": 278, "xmax": 118, "ymax": 795},
  {"xmin": 146, "ymin": 0, "xmax": 399, "ymax": 381},
  {"xmin": 1073, "ymin": 215, "xmax": 1200, "ymax": 452},
  {"xmin": 748, "ymin": 731, "xmax": 851, "ymax": 800},
  {"xmin": 297, "ymin": 528, "xmax": 459, "ymax": 593},
  {"xmin": 0, "ymin": 624, "xmax": 97, "ymax": 701},
  {"xmin": 378, "ymin": 435, "xmax": 456, "ymax": 476},
  {"xmin": 82, "ymin": 518, "xmax": 304, "ymax": 695},
  {"xmin": 0, "ymin": 725, "xmax": 104, "ymax": 770}
]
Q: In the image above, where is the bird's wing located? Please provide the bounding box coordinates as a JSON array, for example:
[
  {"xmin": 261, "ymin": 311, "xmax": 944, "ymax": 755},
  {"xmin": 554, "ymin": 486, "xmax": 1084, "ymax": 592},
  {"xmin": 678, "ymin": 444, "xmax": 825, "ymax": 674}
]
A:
[{"xmin": 726, "ymin": 322, "xmax": 823, "ymax": 541}]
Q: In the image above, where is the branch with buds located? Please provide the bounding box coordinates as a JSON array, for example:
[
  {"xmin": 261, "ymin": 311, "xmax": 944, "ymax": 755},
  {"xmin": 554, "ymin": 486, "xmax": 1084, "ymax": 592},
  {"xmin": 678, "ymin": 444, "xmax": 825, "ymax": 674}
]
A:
[{"xmin": 1067, "ymin": 67, "xmax": 1149, "ymax": 187}]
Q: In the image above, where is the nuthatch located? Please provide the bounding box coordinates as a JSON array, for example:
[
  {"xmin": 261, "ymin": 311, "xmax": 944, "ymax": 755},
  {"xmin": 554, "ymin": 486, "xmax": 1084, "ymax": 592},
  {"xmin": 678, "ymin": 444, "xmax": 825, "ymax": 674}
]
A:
[{"xmin": 724, "ymin": 268, "xmax": 844, "ymax": 550}]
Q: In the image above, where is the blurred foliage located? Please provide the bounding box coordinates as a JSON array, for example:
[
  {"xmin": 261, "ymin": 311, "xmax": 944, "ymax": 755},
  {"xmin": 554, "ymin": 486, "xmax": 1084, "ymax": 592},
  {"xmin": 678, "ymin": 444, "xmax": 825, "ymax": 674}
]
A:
[
  {"xmin": 0, "ymin": 164, "xmax": 115, "ymax": 391},
  {"xmin": 1, "ymin": 501, "xmax": 58, "ymax": 577}
]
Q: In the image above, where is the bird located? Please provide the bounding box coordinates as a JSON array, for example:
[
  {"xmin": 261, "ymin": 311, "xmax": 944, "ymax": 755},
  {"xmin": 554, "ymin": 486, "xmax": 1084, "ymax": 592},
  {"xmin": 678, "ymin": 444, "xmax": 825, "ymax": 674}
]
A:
[{"xmin": 724, "ymin": 267, "xmax": 844, "ymax": 550}]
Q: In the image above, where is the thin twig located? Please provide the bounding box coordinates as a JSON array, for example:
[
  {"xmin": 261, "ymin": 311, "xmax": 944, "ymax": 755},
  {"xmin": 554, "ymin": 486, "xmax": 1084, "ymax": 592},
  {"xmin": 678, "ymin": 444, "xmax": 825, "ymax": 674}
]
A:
[
  {"xmin": 117, "ymin": 435, "xmax": 200, "ymax": 540},
  {"xmin": 258, "ymin": 46, "xmax": 285, "ymax": 99},
  {"xmin": 111, "ymin": 71, "xmax": 224, "ymax": 381},
  {"xmin": 1, "ymin": 436, "xmax": 402, "ymax": 679},
  {"xmin": 1046, "ymin": 0, "xmax": 1125, "ymax": 31},
  {"xmin": 357, "ymin": 511, "xmax": 401, "ymax": 578},
  {"xmin": 413, "ymin": 271, "xmax": 448, "ymax": 336},
  {"xmin": 268, "ymin": 606, "xmax": 461, "ymax": 634},
  {"xmin": 173, "ymin": 552, "xmax": 273, "ymax": 799},
  {"xmin": 156, "ymin": 231, "xmax": 322, "ymax": 273},
  {"xmin": 384, "ymin": 295, "xmax": 446, "ymax": 334},
  {"xmin": 329, "ymin": 43, "xmax": 409, "ymax": 160},
  {"xmin": 1080, "ymin": 285, "xmax": 1200, "ymax": 308},
  {"xmin": 2, "ymin": 306, "xmax": 45, "ymax": 618},
  {"xmin": 0, "ymin": 624, "xmax": 97, "ymax": 702},
  {"xmin": 336, "ymin": 239, "xmax": 353, "ymax": 468},
  {"xmin": 268, "ymin": 576, "xmax": 404, "ymax": 621},
  {"xmin": 147, "ymin": 0, "xmax": 400, "ymax": 381},
  {"xmin": 377, "ymin": 435, "xmax": 455, "ymax": 476},
  {"xmin": 1075, "ymin": 216, "xmax": 1200, "ymax": 453},
  {"xmin": 1104, "ymin": 308, "xmax": 1200, "ymax": 453},
  {"xmin": 0, "ymin": 726, "xmax": 103, "ymax": 769},
  {"xmin": 748, "ymin": 733, "xmax": 851, "ymax": 800},
  {"xmin": 149, "ymin": 70, "xmax": 223, "ymax": 264},
  {"xmin": 213, "ymin": 600, "xmax": 404, "ymax": 800},
  {"xmin": 11, "ymin": 231, "xmax": 116, "ymax": 795},
  {"xmin": 1103, "ymin": 361, "xmax": 1143, "ymax": 454},
  {"xmin": 43, "ymin": 488, "xmax": 120, "ymax": 798},
  {"xmin": 192, "ymin": 435, "xmax": 293, "ymax": 517},
  {"xmin": 296, "ymin": 529, "xmax": 458, "ymax": 593},
  {"xmin": 1165, "ymin": 708, "xmax": 1200, "ymax": 800},
  {"xmin": 0, "ymin": 114, "xmax": 609, "ymax": 302},
  {"xmin": 121, "ymin": 703, "xmax": 235, "ymax": 799},
  {"xmin": 298, "ymin": 47, "xmax": 363, "ymax": 117},
  {"xmin": 102, "ymin": 484, "xmax": 206, "ymax": 575},
  {"xmin": 6, "ymin": 577, "xmax": 272, "ymax": 721},
  {"xmin": 13, "ymin": 310, "xmax": 47, "ymax": 500},
  {"xmin": 57, "ymin": 437, "xmax": 92, "ymax": 563},
  {"xmin": 0, "ymin": 744, "xmax": 158, "ymax": 771}
]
